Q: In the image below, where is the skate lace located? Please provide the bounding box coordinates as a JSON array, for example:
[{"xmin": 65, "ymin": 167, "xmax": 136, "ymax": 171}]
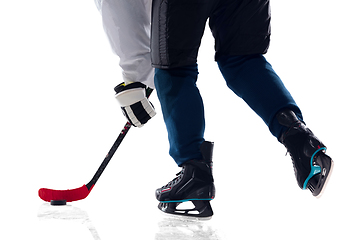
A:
[{"xmin": 163, "ymin": 168, "xmax": 184, "ymax": 188}]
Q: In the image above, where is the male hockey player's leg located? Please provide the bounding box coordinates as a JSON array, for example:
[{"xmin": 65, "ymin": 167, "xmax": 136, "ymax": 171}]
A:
[
  {"xmin": 154, "ymin": 66, "xmax": 215, "ymax": 218},
  {"xmin": 218, "ymin": 55, "xmax": 333, "ymax": 197},
  {"xmin": 151, "ymin": 0, "xmax": 216, "ymax": 218},
  {"xmin": 212, "ymin": 0, "xmax": 333, "ymax": 196}
]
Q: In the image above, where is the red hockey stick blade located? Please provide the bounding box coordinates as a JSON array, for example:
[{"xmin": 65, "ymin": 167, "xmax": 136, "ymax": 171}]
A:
[{"xmin": 38, "ymin": 184, "xmax": 94, "ymax": 202}]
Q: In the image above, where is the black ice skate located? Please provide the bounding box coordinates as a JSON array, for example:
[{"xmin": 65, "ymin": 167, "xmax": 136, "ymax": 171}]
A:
[
  {"xmin": 277, "ymin": 109, "xmax": 334, "ymax": 197},
  {"xmin": 156, "ymin": 141, "xmax": 215, "ymax": 218}
]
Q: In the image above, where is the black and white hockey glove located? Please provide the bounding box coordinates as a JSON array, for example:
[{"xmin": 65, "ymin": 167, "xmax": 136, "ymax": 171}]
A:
[{"xmin": 114, "ymin": 82, "xmax": 156, "ymax": 127}]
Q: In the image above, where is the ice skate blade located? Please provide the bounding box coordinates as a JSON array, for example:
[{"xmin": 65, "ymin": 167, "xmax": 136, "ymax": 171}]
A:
[
  {"xmin": 307, "ymin": 152, "xmax": 334, "ymax": 198},
  {"xmin": 158, "ymin": 209, "xmax": 212, "ymax": 221},
  {"xmin": 314, "ymin": 159, "xmax": 334, "ymax": 199},
  {"xmin": 158, "ymin": 200, "xmax": 213, "ymax": 220}
]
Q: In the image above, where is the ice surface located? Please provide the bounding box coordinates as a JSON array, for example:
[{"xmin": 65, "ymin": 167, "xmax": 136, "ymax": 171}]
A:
[
  {"xmin": 35, "ymin": 202, "xmax": 225, "ymax": 240},
  {"xmin": 38, "ymin": 203, "xmax": 101, "ymax": 240}
]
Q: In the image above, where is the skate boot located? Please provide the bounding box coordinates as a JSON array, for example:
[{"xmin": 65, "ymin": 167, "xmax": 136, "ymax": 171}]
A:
[
  {"xmin": 277, "ymin": 109, "xmax": 334, "ymax": 197},
  {"xmin": 156, "ymin": 141, "xmax": 215, "ymax": 218}
]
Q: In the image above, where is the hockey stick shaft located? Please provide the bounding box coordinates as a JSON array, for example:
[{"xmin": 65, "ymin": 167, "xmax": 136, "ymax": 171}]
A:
[
  {"xmin": 86, "ymin": 87, "xmax": 153, "ymax": 188},
  {"xmin": 38, "ymin": 88, "xmax": 153, "ymax": 202},
  {"xmin": 86, "ymin": 121, "xmax": 132, "ymax": 190},
  {"xmin": 87, "ymin": 87, "xmax": 153, "ymax": 189}
]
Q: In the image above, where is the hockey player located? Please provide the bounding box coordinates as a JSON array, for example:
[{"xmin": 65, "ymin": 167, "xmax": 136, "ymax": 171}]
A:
[{"xmin": 103, "ymin": 0, "xmax": 334, "ymax": 218}]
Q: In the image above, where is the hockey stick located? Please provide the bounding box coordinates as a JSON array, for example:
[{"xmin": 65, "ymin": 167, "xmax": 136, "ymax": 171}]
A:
[{"xmin": 38, "ymin": 88, "xmax": 153, "ymax": 203}]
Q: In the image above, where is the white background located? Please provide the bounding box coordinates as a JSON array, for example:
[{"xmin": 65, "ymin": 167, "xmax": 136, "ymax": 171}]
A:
[{"xmin": 1, "ymin": 0, "xmax": 359, "ymax": 239}]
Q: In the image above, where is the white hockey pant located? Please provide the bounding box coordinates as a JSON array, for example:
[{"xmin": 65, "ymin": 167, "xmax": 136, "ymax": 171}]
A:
[{"xmin": 94, "ymin": 0, "xmax": 154, "ymax": 88}]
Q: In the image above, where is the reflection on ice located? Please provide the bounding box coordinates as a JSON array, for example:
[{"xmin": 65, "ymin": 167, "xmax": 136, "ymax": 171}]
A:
[
  {"xmin": 155, "ymin": 215, "xmax": 224, "ymax": 240},
  {"xmin": 37, "ymin": 203, "xmax": 101, "ymax": 240},
  {"xmin": 37, "ymin": 202, "xmax": 225, "ymax": 239}
]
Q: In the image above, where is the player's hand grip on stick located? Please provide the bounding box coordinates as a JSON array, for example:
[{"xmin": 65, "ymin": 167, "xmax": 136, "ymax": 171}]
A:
[{"xmin": 115, "ymin": 82, "xmax": 156, "ymax": 127}]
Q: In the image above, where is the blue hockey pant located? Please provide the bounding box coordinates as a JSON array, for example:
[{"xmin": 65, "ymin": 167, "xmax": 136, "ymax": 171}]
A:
[{"xmin": 154, "ymin": 54, "xmax": 303, "ymax": 166}]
